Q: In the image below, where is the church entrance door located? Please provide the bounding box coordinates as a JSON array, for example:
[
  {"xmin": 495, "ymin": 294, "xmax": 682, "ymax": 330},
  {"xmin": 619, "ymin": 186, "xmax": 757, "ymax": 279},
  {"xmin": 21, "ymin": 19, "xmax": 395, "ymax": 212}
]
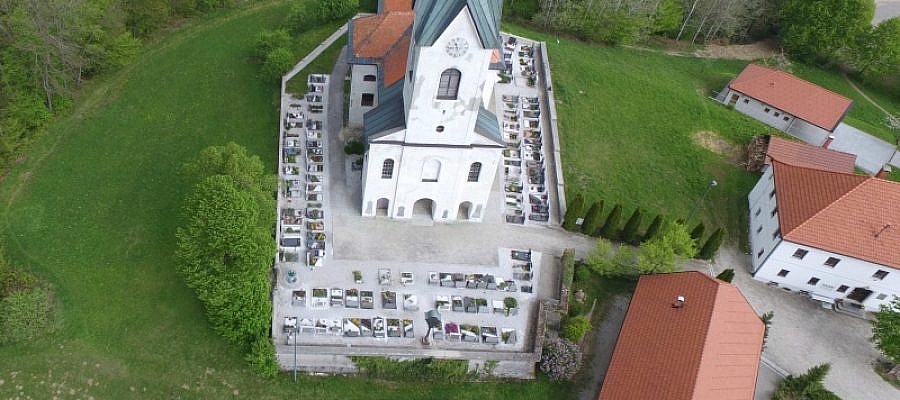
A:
[
  {"xmin": 457, "ymin": 202, "xmax": 472, "ymax": 220},
  {"xmin": 376, "ymin": 198, "xmax": 389, "ymax": 217}
]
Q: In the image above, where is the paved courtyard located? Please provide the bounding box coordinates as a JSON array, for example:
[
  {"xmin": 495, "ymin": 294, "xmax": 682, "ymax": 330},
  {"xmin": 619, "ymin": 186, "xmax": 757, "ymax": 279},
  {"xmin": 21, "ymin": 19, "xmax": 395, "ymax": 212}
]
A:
[{"xmin": 700, "ymin": 247, "xmax": 899, "ymax": 400}]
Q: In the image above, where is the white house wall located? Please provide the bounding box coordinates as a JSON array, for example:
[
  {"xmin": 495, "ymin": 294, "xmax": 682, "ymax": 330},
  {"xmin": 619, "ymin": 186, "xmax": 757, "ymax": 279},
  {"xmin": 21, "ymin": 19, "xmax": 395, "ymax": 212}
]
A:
[
  {"xmin": 349, "ymin": 64, "xmax": 378, "ymax": 128},
  {"xmin": 748, "ymin": 165, "xmax": 782, "ymax": 272},
  {"xmin": 754, "ymin": 240, "xmax": 900, "ymax": 311}
]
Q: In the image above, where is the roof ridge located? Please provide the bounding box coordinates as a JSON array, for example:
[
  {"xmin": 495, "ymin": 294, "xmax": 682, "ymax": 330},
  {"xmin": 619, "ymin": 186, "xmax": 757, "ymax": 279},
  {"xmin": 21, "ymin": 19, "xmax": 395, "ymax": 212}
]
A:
[
  {"xmin": 687, "ymin": 274, "xmax": 727, "ymax": 399},
  {"xmin": 768, "ymin": 136, "xmax": 859, "ymax": 161},
  {"xmin": 744, "ymin": 64, "xmax": 852, "ymax": 102}
]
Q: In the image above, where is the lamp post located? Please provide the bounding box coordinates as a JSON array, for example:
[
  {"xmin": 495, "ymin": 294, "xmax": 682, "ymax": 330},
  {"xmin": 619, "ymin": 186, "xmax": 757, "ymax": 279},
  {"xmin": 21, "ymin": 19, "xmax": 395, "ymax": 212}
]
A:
[{"xmin": 687, "ymin": 180, "xmax": 718, "ymax": 222}]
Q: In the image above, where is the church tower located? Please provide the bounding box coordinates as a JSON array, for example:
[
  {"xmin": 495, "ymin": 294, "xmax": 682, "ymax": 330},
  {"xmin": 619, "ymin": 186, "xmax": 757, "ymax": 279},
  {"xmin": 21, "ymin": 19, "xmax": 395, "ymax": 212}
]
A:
[{"xmin": 359, "ymin": 0, "xmax": 504, "ymax": 222}]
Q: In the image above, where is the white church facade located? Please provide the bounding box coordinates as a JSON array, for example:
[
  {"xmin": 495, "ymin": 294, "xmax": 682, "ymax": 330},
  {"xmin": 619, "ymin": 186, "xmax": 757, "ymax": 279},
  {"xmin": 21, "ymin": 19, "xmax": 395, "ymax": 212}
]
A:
[{"xmin": 347, "ymin": 0, "xmax": 504, "ymax": 222}]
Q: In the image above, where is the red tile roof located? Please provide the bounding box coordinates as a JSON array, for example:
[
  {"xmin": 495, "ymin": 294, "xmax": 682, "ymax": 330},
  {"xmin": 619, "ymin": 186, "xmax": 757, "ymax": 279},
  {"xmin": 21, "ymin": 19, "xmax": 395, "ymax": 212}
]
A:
[
  {"xmin": 772, "ymin": 161, "xmax": 900, "ymax": 269},
  {"xmin": 382, "ymin": 33, "xmax": 410, "ymax": 86},
  {"xmin": 351, "ymin": 12, "xmax": 415, "ymax": 59},
  {"xmin": 729, "ymin": 64, "xmax": 853, "ymax": 132},
  {"xmin": 381, "ymin": 0, "xmax": 413, "ymax": 12},
  {"xmin": 599, "ymin": 272, "xmax": 764, "ymax": 400},
  {"xmin": 765, "ymin": 136, "xmax": 857, "ymax": 173}
]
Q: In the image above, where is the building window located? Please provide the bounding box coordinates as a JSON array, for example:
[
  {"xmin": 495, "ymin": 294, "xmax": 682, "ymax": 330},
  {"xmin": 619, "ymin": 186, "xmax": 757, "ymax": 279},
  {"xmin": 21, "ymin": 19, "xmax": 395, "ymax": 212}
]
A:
[
  {"xmin": 361, "ymin": 93, "xmax": 374, "ymax": 107},
  {"xmin": 467, "ymin": 162, "xmax": 482, "ymax": 182},
  {"xmin": 837, "ymin": 285, "xmax": 849, "ymax": 293},
  {"xmin": 777, "ymin": 269, "xmax": 790, "ymax": 277},
  {"xmin": 436, "ymin": 125, "xmax": 445, "ymax": 133},
  {"xmin": 743, "ymin": 98, "xmax": 749, "ymax": 104},
  {"xmin": 877, "ymin": 293, "xmax": 888, "ymax": 300},
  {"xmin": 408, "ymin": 70, "xmax": 413, "ymax": 81},
  {"xmin": 783, "ymin": 116, "xmax": 790, "ymax": 122},
  {"xmin": 772, "ymin": 229, "xmax": 781, "ymax": 240},
  {"xmin": 381, "ymin": 159, "xmax": 394, "ymax": 179},
  {"xmin": 757, "ymin": 249, "xmax": 764, "ymax": 258},
  {"xmin": 764, "ymin": 107, "xmax": 771, "ymax": 113},
  {"xmin": 756, "ymin": 225, "xmax": 763, "ymax": 234},
  {"xmin": 807, "ymin": 277, "xmax": 820, "ymax": 285},
  {"xmin": 874, "ymin": 270, "xmax": 889, "ymax": 280},
  {"xmin": 774, "ymin": 111, "xmax": 781, "ymax": 117},
  {"xmin": 792, "ymin": 249, "xmax": 808, "ymax": 259},
  {"xmin": 824, "ymin": 257, "xmax": 840, "ymax": 267},
  {"xmin": 770, "ymin": 208, "xmax": 778, "ymax": 217},
  {"xmin": 363, "ymin": 74, "xmax": 376, "ymax": 82},
  {"xmin": 437, "ymin": 69, "xmax": 461, "ymax": 100},
  {"xmin": 769, "ymin": 189, "xmax": 776, "ymax": 198},
  {"xmin": 755, "ymin": 208, "xmax": 761, "ymax": 217}
]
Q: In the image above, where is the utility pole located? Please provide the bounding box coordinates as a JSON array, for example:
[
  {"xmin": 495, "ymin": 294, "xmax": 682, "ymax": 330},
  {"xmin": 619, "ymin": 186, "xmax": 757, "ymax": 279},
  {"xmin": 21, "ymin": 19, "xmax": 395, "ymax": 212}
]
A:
[{"xmin": 687, "ymin": 180, "xmax": 718, "ymax": 222}]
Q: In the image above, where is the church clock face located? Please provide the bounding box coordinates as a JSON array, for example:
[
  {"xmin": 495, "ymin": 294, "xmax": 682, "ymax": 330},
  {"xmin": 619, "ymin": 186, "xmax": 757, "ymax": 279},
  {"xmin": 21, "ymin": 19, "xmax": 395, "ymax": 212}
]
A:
[{"xmin": 445, "ymin": 37, "xmax": 469, "ymax": 57}]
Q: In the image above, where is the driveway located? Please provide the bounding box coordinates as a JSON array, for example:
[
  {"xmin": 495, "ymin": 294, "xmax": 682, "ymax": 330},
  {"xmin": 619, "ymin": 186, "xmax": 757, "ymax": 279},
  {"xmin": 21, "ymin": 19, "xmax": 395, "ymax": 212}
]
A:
[
  {"xmin": 703, "ymin": 247, "xmax": 899, "ymax": 400},
  {"xmin": 830, "ymin": 123, "xmax": 898, "ymax": 174},
  {"xmin": 875, "ymin": 0, "xmax": 900, "ymax": 24}
]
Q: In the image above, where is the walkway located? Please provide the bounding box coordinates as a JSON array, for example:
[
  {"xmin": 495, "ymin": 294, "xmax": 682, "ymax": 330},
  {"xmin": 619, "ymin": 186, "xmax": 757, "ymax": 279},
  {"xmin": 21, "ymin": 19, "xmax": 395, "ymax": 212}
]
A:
[
  {"xmin": 282, "ymin": 23, "xmax": 349, "ymax": 85},
  {"xmin": 875, "ymin": 0, "xmax": 900, "ymax": 24}
]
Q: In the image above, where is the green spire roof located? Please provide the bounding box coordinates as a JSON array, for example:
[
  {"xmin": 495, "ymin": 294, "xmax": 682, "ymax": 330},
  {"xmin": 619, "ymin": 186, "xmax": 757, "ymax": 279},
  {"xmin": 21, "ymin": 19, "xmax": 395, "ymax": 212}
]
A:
[{"xmin": 413, "ymin": 0, "xmax": 502, "ymax": 49}]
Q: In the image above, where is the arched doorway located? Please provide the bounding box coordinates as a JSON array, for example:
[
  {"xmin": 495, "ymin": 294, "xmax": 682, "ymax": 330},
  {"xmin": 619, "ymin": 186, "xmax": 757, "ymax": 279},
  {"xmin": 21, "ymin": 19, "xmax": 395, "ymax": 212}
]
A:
[
  {"xmin": 412, "ymin": 198, "xmax": 434, "ymax": 220},
  {"xmin": 457, "ymin": 202, "xmax": 472, "ymax": 220},
  {"xmin": 376, "ymin": 198, "xmax": 389, "ymax": 217}
]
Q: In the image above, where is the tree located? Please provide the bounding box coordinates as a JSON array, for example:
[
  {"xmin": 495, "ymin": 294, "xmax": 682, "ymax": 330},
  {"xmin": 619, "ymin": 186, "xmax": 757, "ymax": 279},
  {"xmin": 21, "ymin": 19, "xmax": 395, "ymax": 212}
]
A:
[
  {"xmin": 563, "ymin": 193, "xmax": 585, "ymax": 231},
  {"xmin": 599, "ymin": 204, "xmax": 622, "ymax": 239},
  {"xmin": 848, "ymin": 17, "xmax": 900, "ymax": 78},
  {"xmin": 581, "ymin": 201, "xmax": 604, "ymax": 235},
  {"xmin": 563, "ymin": 316, "xmax": 592, "ymax": 342},
  {"xmin": 698, "ymin": 227, "xmax": 725, "ymax": 260},
  {"xmin": 181, "ymin": 142, "xmax": 275, "ymax": 226},
  {"xmin": 643, "ymin": 214, "xmax": 665, "ymax": 242},
  {"xmin": 175, "ymin": 175, "xmax": 274, "ymax": 347},
  {"xmin": 774, "ymin": 363, "xmax": 840, "ymax": 400},
  {"xmin": 621, "ymin": 208, "xmax": 643, "ymax": 244},
  {"xmin": 287, "ymin": 0, "xmax": 359, "ymax": 33},
  {"xmin": 539, "ymin": 338, "xmax": 583, "ymax": 380},
  {"xmin": 585, "ymin": 238, "xmax": 614, "ymax": 275},
  {"xmin": 873, "ymin": 297, "xmax": 900, "ymax": 363},
  {"xmin": 637, "ymin": 222, "xmax": 696, "ymax": 274},
  {"xmin": 779, "ymin": 0, "xmax": 875, "ymax": 63},
  {"xmin": 715, "ymin": 268, "xmax": 735, "ymax": 283},
  {"xmin": 689, "ymin": 221, "xmax": 705, "ymax": 243},
  {"xmin": 561, "ymin": 248, "xmax": 576, "ymax": 290}
]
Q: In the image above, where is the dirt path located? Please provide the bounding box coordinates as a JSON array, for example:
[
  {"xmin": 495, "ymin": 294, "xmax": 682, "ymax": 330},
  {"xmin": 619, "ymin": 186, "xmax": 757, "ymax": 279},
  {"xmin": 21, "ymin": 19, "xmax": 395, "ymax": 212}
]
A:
[
  {"xmin": 842, "ymin": 73, "xmax": 898, "ymax": 123},
  {"xmin": 576, "ymin": 295, "xmax": 630, "ymax": 400}
]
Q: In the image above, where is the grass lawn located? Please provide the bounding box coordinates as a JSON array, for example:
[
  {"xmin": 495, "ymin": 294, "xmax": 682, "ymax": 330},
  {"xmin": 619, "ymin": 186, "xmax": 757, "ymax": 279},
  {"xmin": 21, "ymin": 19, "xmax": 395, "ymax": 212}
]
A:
[
  {"xmin": 504, "ymin": 24, "xmax": 769, "ymax": 245},
  {"xmin": 0, "ymin": 3, "xmax": 567, "ymax": 398},
  {"xmin": 285, "ymin": 24, "xmax": 348, "ymax": 95}
]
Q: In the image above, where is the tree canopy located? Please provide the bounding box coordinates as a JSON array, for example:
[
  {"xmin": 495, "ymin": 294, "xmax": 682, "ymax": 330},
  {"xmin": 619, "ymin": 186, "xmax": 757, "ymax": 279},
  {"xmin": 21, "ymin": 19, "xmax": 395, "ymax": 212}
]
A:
[
  {"xmin": 778, "ymin": 0, "xmax": 875, "ymax": 63},
  {"xmin": 874, "ymin": 297, "xmax": 900, "ymax": 363}
]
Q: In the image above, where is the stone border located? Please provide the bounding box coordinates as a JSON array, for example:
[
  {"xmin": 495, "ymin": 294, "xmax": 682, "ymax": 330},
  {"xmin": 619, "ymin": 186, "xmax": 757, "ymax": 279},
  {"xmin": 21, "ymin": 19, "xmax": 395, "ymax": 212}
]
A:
[{"xmin": 537, "ymin": 41, "xmax": 566, "ymax": 222}]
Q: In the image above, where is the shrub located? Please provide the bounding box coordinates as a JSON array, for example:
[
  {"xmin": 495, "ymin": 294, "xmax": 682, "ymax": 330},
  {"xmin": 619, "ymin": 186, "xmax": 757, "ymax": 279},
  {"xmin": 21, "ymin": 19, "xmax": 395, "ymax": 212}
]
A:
[
  {"xmin": 642, "ymin": 214, "xmax": 664, "ymax": 242},
  {"xmin": 637, "ymin": 222, "xmax": 696, "ymax": 274},
  {"xmin": 585, "ymin": 238, "xmax": 614, "ymax": 275},
  {"xmin": 689, "ymin": 221, "xmax": 705, "ymax": 244},
  {"xmin": 563, "ymin": 193, "xmax": 585, "ymax": 231},
  {"xmin": 561, "ymin": 248, "xmax": 576, "ymax": 290},
  {"xmin": 698, "ymin": 228, "xmax": 725, "ymax": 260},
  {"xmin": 288, "ymin": 0, "xmax": 359, "ymax": 33},
  {"xmin": 261, "ymin": 46, "xmax": 295, "ymax": 81},
  {"xmin": 540, "ymin": 338, "xmax": 583, "ymax": 380},
  {"xmin": 573, "ymin": 262, "xmax": 591, "ymax": 284},
  {"xmin": 245, "ymin": 336, "xmax": 278, "ymax": 378},
  {"xmin": 563, "ymin": 316, "xmax": 592, "ymax": 342},
  {"xmin": 344, "ymin": 138, "xmax": 364, "ymax": 155},
  {"xmin": 599, "ymin": 204, "xmax": 622, "ymax": 239},
  {"xmin": 774, "ymin": 363, "xmax": 839, "ymax": 400},
  {"xmin": 715, "ymin": 268, "xmax": 735, "ymax": 283},
  {"xmin": 0, "ymin": 286, "xmax": 58, "ymax": 345},
  {"xmin": 568, "ymin": 301, "xmax": 585, "ymax": 317},
  {"xmin": 581, "ymin": 200, "xmax": 604, "ymax": 235},
  {"xmin": 504, "ymin": 297, "xmax": 518, "ymax": 310},
  {"xmin": 621, "ymin": 208, "xmax": 643, "ymax": 245},
  {"xmin": 353, "ymin": 357, "xmax": 470, "ymax": 381},
  {"xmin": 874, "ymin": 298, "xmax": 900, "ymax": 363},
  {"xmin": 252, "ymin": 29, "xmax": 291, "ymax": 61}
]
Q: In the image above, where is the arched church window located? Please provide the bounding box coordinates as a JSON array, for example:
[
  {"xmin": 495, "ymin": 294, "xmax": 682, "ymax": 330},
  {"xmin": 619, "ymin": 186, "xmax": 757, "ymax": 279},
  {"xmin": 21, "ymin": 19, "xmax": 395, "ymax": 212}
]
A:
[
  {"xmin": 437, "ymin": 69, "xmax": 461, "ymax": 100},
  {"xmin": 381, "ymin": 159, "xmax": 394, "ymax": 179}
]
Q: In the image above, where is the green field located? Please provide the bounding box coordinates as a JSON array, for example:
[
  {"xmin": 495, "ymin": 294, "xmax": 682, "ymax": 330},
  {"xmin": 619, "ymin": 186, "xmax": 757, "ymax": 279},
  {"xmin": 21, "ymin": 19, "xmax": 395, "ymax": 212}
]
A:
[
  {"xmin": 286, "ymin": 31, "xmax": 348, "ymax": 94},
  {"xmin": 0, "ymin": 3, "xmax": 566, "ymax": 398},
  {"xmin": 503, "ymin": 24, "xmax": 899, "ymax": 243}
]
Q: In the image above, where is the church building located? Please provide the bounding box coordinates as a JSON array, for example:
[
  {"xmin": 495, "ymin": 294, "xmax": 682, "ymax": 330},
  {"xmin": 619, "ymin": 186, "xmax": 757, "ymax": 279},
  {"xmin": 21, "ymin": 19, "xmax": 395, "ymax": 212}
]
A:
[{"xmin": 348, "ymin": 0, "xmax": 504, "ymax": 222}]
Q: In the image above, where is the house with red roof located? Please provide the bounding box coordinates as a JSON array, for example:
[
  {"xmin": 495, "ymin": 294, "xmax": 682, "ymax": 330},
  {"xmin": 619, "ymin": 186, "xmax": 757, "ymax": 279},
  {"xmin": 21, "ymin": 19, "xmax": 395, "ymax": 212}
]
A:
[
  {"xmin": 599, "ymin": 272, "xmax": 764, "ymax": 400},
  {"xmin": 748, "ymin": 136, "xmax": 900, "ymax": 313},
  {"xmin": 720, "ymin": 64, "xmax": 853, "ymax": 145}
]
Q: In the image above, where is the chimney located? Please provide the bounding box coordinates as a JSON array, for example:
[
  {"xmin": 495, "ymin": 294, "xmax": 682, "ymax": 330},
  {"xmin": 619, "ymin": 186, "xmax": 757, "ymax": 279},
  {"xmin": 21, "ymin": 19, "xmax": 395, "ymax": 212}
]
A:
[
  {"xmin": 877, "ymin": 165, "xmax": 892, "ymax": 179},
  {"xmin": 672, "ymin": 295, "xmax": 685, "ymax": 309},
  {"xmin": 822, "ymin": 135, "xmax": 835, "ymax": 149}
]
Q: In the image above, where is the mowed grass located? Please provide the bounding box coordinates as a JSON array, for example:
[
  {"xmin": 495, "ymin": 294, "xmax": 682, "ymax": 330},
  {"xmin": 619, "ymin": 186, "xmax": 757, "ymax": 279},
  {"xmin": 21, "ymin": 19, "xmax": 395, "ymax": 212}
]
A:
[
  {"xmin": 286, "ymin": 31, "xmax": 348, "ymax": 94},
  {"xmin": 0, "ymin": 3, "xmax": 567, "ymax": 399},
  {"xmin": 504, "ymin": 24, "xmax": 769, "ymax": 243}
]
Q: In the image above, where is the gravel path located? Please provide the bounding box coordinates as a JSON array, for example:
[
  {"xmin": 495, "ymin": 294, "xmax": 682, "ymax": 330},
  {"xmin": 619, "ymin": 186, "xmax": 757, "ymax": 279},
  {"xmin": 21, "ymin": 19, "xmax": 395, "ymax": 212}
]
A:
[{"xmin": 576, "ymin": 295, "xmax": 630, "ymax": 400}]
